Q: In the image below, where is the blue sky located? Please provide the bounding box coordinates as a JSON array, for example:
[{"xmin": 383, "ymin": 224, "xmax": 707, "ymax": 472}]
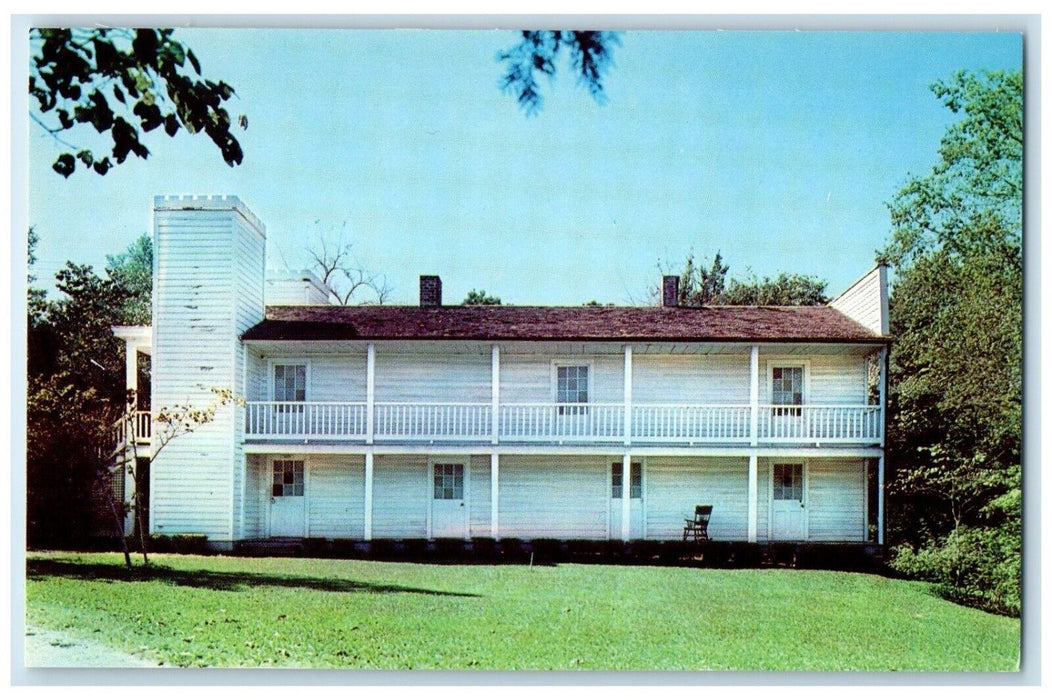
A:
[{"xmin": 26, "ymin": 29, "xmax": 1022, "ymax": 305}]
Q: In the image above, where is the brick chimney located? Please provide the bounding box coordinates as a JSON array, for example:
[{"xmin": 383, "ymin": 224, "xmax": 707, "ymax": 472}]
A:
[
  {"xmin": 662, "ymin": 275, "xmax": 680, "ymax": 308},
  {"xmin": 420, "ymin": 275, "xmax": 442, "ymax": 307}
]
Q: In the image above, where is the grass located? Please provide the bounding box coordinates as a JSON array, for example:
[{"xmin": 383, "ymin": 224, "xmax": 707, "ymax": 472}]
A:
[{"xmin": 25, "ymin": 551, "xmax": 1020, "ymax": 671}]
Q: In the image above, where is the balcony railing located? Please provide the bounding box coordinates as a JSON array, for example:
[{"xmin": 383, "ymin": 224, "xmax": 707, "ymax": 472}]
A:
[
  {"xmin": 244, "ymin": 401, "xmax": 882, "ymax": 445},
  {"xmin": 110, "ymin": 411, "xmax": 152, "ymax": 454}
]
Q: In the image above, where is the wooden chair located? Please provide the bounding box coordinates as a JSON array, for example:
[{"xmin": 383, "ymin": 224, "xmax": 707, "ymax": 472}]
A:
[{"xmin": 683, "ymin": 505, "xmax": 713, "ymax": 542}]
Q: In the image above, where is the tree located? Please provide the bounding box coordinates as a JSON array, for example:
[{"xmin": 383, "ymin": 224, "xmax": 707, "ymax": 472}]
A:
[
  {"xmin": 106, "ymin": 233, "xmax": 153, "ymax": 325},
  {"xmin": 26, "ymin": 234, "xmax": 153, "ymax": 549},
  {"xmin": 305, "ymin": 230, "xmax": 391, "ymax": 305},
  {"xmin": 882, "ymin": 70, "xmax": 1022, "ymax": 616},
  {"xmin": 463, "ymin": 289, "xmax": 501, "ymax": 305},
  {"xmin": 29, "ymin": 28, "xmax": 246, "ymax": 177},
  {"xmin": 659, "ymin": 251, "xmax": 828, "ymax": 306},
  {"xmin": 499, "ymin": 31, "xmax": 621, "ymax": 115}
]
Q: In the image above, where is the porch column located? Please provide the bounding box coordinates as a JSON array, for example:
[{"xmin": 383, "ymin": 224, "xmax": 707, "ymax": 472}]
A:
[
  {"xmin": 364, "ymin": 452, "xmax": 374, "ymax": 540},
  {"xmin": 490, "ymin": 453, "xmax": 500, "ymax": 539},
  {"xmin": 491, "ymin": 345, "xmax": 500, "ymax": 445},
  {"xmin": 750, "ymin": 345, "xmax": 759, "ymax": 446},
  {"xmin": 623, "ymin": 345, "xmax": 633, "ymax": 446},
  {"xmin": 878, "ymin": 347, "xmax": 888, "ymax": 448},
  {"xmin": 122, "ymin": 341, "xmax": 138, "ymax": 535},
  {"xmin": 877, "ymin": 455, "xmax": 885, "ymax": 545},
  {"xmin": 366, "ymin": 343, "xmax": 375, "ymax": 444},
  {"xmin": 748, "ymin": 454, "xmax": 758, "ymax": 542},
  {"xmin": 621, "ymin": 452, "xmax": 632, "ymax": 542}
]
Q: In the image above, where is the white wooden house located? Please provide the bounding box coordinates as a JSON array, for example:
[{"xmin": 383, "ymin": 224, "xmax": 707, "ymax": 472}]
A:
[{"xmin": 115, "ymin": 196, "xmax": 890, "ymax": 550}]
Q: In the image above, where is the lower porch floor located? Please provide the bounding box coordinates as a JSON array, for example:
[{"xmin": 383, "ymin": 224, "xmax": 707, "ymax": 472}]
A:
[{"xmin": 238, "ymin": 453, "xmax": 881, "ymax": 545}]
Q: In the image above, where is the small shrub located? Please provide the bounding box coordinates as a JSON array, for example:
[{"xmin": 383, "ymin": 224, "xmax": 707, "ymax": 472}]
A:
[{"xmin": 890, "ymin": 524, "xmax": 1020, "ymax": 617}]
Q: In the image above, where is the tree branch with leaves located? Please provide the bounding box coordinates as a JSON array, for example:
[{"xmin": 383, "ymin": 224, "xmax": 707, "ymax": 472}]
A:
[{"xmin": 29, "ymin": 27, "xmax": 247, "ymax": 177}]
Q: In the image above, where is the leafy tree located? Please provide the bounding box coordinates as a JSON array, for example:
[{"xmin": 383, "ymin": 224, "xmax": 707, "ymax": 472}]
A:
[
  {"xmin": 883, "ymin": 70, "xmax": 1022, "ymax": 616},
  {"xmin": 661, "ymin": 251, "xmax": 827, "ymax": 306},
  {"xmin": 463, "ymin": 289, "xmax": 502, "ymax": 306},
  {"xmin": 718, "ymin": 273, "xmax": 829, "ymax": 306},
  {"xmin": 106, "ymin": 233, "xmax": 153, "ymax": 325},
  {"xmin": 26, "ymin": 234, "xmax": 153, "ymax": 548},
  {"xmin": 29, "ymin": 27, "xmax": 246, "ymax": 177},
  {"xmin": 499, "ymin": 31, "xmax": 621, "ymax": 115}
]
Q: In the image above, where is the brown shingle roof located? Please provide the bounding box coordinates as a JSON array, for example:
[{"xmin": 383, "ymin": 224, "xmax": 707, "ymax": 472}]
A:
[{"xmin": 241, "ymin": 305, "xmax": 888, "ymax": 343}]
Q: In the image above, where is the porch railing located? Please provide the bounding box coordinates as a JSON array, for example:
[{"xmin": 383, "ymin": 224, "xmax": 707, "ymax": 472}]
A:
[
  {"xmin": 499, "ymin": 403, "xmax": 625, "ymax": 441},
  {"xmin": 243, "ymin": 401, "xmax": 882, "ymax": 444},
  {"xmin": 113, "ymin": 410, "xmax": 152, "ymax": 447},
  {"xmin": 245, "ymin": 401, "xmax": 368, "ymax": 438}
]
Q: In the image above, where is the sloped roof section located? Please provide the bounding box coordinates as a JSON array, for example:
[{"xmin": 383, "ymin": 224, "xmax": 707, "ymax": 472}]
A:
[{"xmin": 242, "ymin": 305, "xmax": 889, "ymax": 343}]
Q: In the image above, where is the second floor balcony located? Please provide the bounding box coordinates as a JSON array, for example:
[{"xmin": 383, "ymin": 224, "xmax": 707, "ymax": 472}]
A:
[{"xmin": 243, "ymin": 401, "xmax": 882, "ymax": 446}]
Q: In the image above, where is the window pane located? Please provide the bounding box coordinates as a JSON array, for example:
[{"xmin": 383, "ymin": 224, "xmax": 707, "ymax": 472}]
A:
[
  {"xmin": 274, "ymin": 364, "xmax": 307, "ymax": 402},
  {"xmin": 630, "ymin": 463, "xmax": 642, "ymax": 499},
  {"xmin": 557, "ymin": 366, "xmax": 589, "ymax": 403},
  {"xmin": 611, "ymin": 463, "xmax": 623, "ymax": 498}
]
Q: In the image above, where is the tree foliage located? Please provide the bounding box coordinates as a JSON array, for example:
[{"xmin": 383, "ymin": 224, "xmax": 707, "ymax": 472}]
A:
[
  {"xmin": 30, "ymin": 27, "xmax": 246, "ymax": 177},
  {"xmin": 499, "ymin": 31, "xmax": 621, "ymax": 115},
  {"xmin": 463, "ymin": 289, "xmax": 502, "ymax": 305},
  {"xmin": 883, "ymin": 70, "xmax": 1022, "ymax": 616},
  {"xmin": 27, "ymin": 233, "xmax": 154, "ymax": 548},
  {"xmin": 666, "ymin": 251, "xmax": 828, "ymax": 306}
]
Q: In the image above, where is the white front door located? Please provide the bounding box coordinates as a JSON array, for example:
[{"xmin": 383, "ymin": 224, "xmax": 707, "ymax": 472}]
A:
[
  {"xmin": 431, "ymin": 463, "xmax": 468, "ymax": 538},
  {"xmin": 609, "ymin": 461, "xmax": 643, "ymax": 539},
  {"xmin": 770, "ymin": 462, "xmax": 807, "ymax": 540},
  {"xmin": 270, "ymin": 459, "xmax": 306, "ymax": 537}
]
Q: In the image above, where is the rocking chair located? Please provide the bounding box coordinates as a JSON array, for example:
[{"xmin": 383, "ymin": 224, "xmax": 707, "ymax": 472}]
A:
[{"xmin": 682, "ymin": 505, "xmax": 712, "ymax": 542}]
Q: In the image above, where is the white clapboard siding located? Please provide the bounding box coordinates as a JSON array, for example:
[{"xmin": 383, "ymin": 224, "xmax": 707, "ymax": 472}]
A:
[
  {"xmin": 152, "ymin": 197, "xmax": 265, "ymax": 541},
  {"xmin": 498, "ymin": 455, "xmax": 608, "ymax": 539},
  {"xmin": 760, "ymin": 355, "xmax": 867, "ymax": 404},
  {"xmin": 632, "ymin": 355, "xmax": 750, "ymax": 404},
  {"xmin": 371, "ymin": 455, "xmax": 428, "ymax": 538},
  {"xmin": 830, "ymin": 266, "xmax": 888, "ymax": 336},
  {"xmin": 243, "ymin": 455, "xmax": 264, "ymax": 538},
  {"xmin": 307, "ymin": 455, "xmax": 366, "ymax": 538},
  {"xmin": 645, "ymin": 457, "xmax": 749, "ymax": 540},
  {"xmin": 807, "ymin": 459, "xmax": 866, "ymax": 542},
  {"xmin": 375, "ymin": 353, "xmax": 490, "ymax": 403},
  {"xmin": 468, "ymin": 456, "xmax": 492, "ymax": 538},
  {"xmin": 500, "ymin": 354, "xmax": 624, "ymax": 403},
  {"xmin": 245, "ymin": 351, "xmax": 268, "ymax": 402},
  {"xmin": 308, "ymin": 355, "xmax": 368, "ymax": 402}
]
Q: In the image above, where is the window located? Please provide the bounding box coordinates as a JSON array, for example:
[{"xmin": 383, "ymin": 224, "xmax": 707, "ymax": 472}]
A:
[
  {"xmin": 612, "ymin": 462, "xmax": 642, "ymax": 499},
  {"xmin": 272, "ymin": 460, "xmax": 304, "ymax": 497},
  {"xmin": 772, "ymin": 463, "xmax": 803, "ymax": 501},
  {"xmin": 771, "ymin": 365, "xmax": 804, "ymax": 417},
  {"xmin": 556, "ymin": 364, "xmax": 589, "ymax": 415},
  {"xmin": 273, "ymin": 363, "xmax": 306, "ymax": 411},
  {"xmin": 433, "ymin": 464, "xmax": 464, "ymax": 500}
]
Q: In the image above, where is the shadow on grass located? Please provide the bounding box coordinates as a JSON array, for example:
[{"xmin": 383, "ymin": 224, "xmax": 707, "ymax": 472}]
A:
[{"xmin": 26, "ymin": 559, "xmax": 480, "ymax": 598}]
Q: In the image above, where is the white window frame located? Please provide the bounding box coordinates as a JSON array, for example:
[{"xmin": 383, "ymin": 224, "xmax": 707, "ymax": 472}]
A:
[
  {"xmin": 268, "ymin": 358, "xmax": 311, "ymax": 403},
  {"xmin": 766, "ymin": 358, "xmax": 810, "ymax": 409},
  {"xmin": 610, "ymin": 461, "xmax": 643, "ymax": 500},
  {"xmin": 550, "ymin": 359, "xmax": 593, "ymax": 411}
]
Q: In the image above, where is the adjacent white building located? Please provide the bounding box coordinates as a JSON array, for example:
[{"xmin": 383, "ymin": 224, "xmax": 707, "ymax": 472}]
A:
[{"xmin": 117, "ymin": 196, "xmax": 890, "ymax": 550}]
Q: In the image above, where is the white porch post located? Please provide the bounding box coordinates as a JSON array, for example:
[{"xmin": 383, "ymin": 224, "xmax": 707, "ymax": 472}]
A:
[
  {"xmin": 748, "ymin": 454, "xmax": 758, "ymax": 542},
  {"xmin": 122, "ymin": 341, "xmax": 138, "ymax": 534},
  {"xmin": 623, "ymin": 345, "xmax": 633, "ymax": 446},
  {"xmin": 749, "ymin": 345, "xmax": 759, "ymax": 446},
  {"xmin": 490, "ymin": 453, "xmax": 500, "ymax": 540},
  {"xmin": 877, "ymin": 455, "xmax": 885, "ymax": 546},
  {"xmin": 366, "ymin": 343, "xmax": 375, "ymax": 444},
  {"xmin": 364, "ymin": 451, "xmax": 374, "ymax": 540},
  {"xmin": 878, "ymin": 347, "xmax": 888, "ymax": 448},
  {"xmin": 621, "ymin": 452, "xmax": 632, "ymax": 542},
  {"xmin": 491, "ymin": 345, "xmax": 500, "ymax": 445}
]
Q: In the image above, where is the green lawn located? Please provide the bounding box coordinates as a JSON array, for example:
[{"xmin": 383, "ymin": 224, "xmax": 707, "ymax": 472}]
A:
[{"xmin": 25, "ymin": 551, "xmax": 1019, "ymax": 671}]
